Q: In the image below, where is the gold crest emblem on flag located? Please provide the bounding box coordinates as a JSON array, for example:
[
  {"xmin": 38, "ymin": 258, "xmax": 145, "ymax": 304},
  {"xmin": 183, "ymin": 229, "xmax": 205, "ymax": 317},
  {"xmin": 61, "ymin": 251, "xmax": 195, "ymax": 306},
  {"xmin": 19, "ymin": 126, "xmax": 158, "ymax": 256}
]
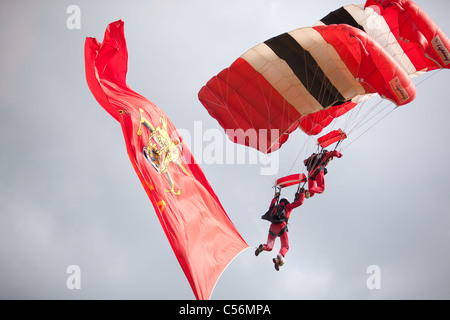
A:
[{"xmin": 137, "ymin": 108, "xmax": 190, "ymax": 195}]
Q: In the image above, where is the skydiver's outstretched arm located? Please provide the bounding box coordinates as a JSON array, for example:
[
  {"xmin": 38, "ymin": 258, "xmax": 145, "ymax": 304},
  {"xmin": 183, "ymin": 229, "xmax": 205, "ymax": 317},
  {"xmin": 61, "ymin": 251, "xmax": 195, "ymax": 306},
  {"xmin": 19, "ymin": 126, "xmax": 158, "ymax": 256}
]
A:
[
  {"xmin": 322, "ymin": 150, "xmax": 342, "ymax": 163},
  {"xmin": 286, "ymin": 191, "xmax": 305, "ymax": 212}
]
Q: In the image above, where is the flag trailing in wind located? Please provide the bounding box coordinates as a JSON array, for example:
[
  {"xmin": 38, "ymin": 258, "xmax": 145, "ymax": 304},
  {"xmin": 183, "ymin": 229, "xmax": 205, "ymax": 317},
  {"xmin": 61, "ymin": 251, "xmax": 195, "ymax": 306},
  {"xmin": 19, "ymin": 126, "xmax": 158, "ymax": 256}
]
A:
[{"xmin": 84, "ymin": 20, "xmax": 248, "ymax": 300}]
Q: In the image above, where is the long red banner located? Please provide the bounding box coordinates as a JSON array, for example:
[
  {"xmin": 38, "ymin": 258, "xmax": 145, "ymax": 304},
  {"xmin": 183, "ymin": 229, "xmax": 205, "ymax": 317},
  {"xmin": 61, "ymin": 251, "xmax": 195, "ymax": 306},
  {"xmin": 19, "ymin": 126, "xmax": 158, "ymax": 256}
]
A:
[{"xmin": 84, "ymin": 20, "xmax": 248, "ymax": 300}]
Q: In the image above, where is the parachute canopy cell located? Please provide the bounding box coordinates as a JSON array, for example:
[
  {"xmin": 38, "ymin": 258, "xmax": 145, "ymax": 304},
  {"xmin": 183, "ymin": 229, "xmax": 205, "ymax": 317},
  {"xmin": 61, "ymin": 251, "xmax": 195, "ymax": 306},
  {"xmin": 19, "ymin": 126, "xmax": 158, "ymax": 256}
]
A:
[{"xmin": 199, "ymin": 24, "xmax": 416, "ymax": 154}]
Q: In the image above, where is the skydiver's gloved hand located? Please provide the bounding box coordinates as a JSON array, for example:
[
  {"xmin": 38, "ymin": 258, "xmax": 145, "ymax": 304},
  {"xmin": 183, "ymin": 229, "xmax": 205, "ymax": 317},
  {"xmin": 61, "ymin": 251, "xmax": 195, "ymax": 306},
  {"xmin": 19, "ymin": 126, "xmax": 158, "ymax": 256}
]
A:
[{"xmin": 295, "ymin": 188, "xmax": 305, "ymax": 201}]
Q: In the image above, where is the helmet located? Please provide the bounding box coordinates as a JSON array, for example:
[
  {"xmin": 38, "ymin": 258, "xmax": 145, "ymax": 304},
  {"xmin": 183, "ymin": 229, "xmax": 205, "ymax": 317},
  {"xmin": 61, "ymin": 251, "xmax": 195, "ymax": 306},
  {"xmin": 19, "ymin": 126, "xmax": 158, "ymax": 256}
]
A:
[{"xmin": 279, "ymin": 198, "xmax": 289, "ymax": 205}]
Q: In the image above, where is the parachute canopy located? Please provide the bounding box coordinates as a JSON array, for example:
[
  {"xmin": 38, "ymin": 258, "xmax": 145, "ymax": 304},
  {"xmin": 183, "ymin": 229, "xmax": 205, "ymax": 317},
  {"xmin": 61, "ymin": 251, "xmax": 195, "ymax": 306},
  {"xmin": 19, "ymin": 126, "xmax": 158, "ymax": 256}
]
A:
[
  {"xmin": 317, "ymin": 129, "xmax": 347, "ymax": 149},
  {"xmin": 275, "ymin": 174, "xmax": 307, "ymax": 189},
  {"xmin": 299, "ymin": 0, "xmax": 450, "ymax": 137},
  {"xmin": 318, "ymin": 0, "xmax": 450, "ymax": 75},
  {"xmin": 200, "ymin": 0, "xmax": 450, "ymax": 150},
  {"xmin": 199, "ymin": 23, "xmax": 416, "ymax": 154}
]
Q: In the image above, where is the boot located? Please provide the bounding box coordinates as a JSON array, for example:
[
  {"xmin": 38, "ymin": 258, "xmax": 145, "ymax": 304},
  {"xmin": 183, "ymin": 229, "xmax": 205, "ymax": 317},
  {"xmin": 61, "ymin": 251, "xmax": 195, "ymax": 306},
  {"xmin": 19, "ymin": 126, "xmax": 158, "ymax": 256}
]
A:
[
  {"xmin": 273, "ymin": 254, "xmax": 285, "ymax": 271},
  {"xmin": 255, "ymin": 244, "xmax": 264, "ymax": 257},
  {"xmin": 273, "ymin": 258, "xmax": 280, "ymax": 271},
  {"xmin": 278, "ymin": 254, "xmax": 285, "ymax": 267}
]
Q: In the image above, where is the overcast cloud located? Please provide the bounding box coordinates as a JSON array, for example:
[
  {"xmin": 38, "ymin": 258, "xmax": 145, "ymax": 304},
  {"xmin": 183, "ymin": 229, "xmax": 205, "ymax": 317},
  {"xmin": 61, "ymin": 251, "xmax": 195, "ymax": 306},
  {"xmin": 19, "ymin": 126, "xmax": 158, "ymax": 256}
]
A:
[{"xmin": 1, "ymin": 0, "xmax": 450, "ymax": 300}]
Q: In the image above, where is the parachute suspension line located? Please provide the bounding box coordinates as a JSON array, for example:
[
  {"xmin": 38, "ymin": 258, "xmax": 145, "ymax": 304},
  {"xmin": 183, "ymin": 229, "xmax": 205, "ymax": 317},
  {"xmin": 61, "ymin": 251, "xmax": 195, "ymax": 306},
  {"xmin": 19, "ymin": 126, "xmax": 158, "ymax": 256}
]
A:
[
  {"xmin": 334, "ymin": 134, "xmax": 345, "ymax": 151},
  {"xmin": 345, "ymin": 95, "xmax": 378, "ymax": 132},
  {"xmin": 342, "ymin": 100, "xmax": 369, "ymax": 132},
  {"xmin": 343, "ymin": 69, "xmax": 443, "ymax": 154},
  {"xmin": 334, "ymin": 69, "xmax": 443, "ymax": 153},
  {"xmin": 273, "ymin": 97, "xmax": 301, "ymax": 180},
  {"xmin": 296, "ymin": 177, "xmax": 308, "ymax": 194},
  {"xmin": 274, "ymin": 185, "xmax": 281, "ymax": 205},
  {"xmin": 342, "ymin": 104, "xmax": 397, "ymax": 152},
  {"xmin": 342, "ymin": 67, "xmax": 443, "ymax": 151},
  {"xmin": 344, "ymin": 99, "xmax": 386, "ymax": 136},
  {"xmin": 286, "ymin": 133, "xmax": 314, "ymax": 176},
  {"xmin": 284, "ymin": 124, "xmax": 302, "ymax": 175},
  {"xmin": 341, "ymin": 69, "xmax": 443, "ymax": 152},
  {"xmin": 348, "ymin": 100, "xmax": 393, "ymax": 137},
  {"xmin": 414, "ymin": 68, "xmax": 443, "ymax": 87}
]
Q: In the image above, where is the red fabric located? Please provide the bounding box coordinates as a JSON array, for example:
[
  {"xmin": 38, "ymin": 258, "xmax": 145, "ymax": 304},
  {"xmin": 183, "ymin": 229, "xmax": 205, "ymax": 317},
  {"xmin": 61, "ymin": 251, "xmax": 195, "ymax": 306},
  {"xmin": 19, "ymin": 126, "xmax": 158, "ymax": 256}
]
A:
[
  {"xmin": 84, "ymin": 20, "xmax": 248, "ymax": 300},
  {"xmin": 313, "ymin": 24, "xmax": 416, "ymax": 106},
  {"xmin": 198, "ymin": 58, "xmax": 300, "ymax": 154},
  {"xmin": 275, "ymin": 173, "xmax": 307, "ymax": 189},
  {"xmin": 308, "ymin": 170, "xmax": 326, "ymax": 197},
  {"xmin": 317, "ymin": 129, "xmax": 347, "ymax": 149},
  {"xmin": 365, "ymin": 0, "xmax": 450, "ymax": 70},
  {"xmin": 299, "ymin": 102, "xmax": 356, "ymax": 136}
]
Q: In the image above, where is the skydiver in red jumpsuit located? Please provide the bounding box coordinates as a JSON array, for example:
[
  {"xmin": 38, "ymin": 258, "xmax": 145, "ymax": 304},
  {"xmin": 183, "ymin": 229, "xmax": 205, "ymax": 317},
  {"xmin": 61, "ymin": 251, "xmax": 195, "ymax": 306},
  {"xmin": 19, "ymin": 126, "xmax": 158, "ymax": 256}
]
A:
[
  {"xmin": 304, "ymin": 150, "xmax": 342, "ymax": 198},
  {"xmin": 255, "ymin": 189, "xmax": 306, "ymax": 271}
]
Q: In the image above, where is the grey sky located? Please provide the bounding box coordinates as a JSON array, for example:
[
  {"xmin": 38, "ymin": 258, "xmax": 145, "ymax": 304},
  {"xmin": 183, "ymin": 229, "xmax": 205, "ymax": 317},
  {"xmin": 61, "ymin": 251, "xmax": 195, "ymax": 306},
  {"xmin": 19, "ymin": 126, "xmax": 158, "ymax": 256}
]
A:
[{"xmin": 1, "ymin": 0, "xmax": 450, "ymax": 299}]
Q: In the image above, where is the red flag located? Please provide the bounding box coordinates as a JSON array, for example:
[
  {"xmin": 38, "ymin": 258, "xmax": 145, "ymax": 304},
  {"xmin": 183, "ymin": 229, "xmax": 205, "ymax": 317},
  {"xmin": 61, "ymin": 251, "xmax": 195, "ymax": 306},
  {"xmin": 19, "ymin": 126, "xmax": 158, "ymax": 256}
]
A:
[{"xmin": 84, "ymin": 20, "xmax": 248, "ymax": 300}]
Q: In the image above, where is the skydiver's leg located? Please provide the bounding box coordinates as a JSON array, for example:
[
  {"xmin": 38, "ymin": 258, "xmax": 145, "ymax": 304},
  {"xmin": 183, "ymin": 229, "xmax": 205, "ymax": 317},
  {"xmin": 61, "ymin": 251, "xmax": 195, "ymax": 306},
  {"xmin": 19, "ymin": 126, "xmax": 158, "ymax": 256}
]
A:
[
  {"xmin": 313, "ymin": 170, "xmax": 326, "ymax": 194},
  {"xmin": 278, "ymin": 231, "xmax": 289, "ymax": 259},
  {"xmin": 273, "ymin": 231, "xmax": 288, "ymax": 271},
  {"xmin": 308, "ymin": 171, "xmax": 325, "ymax": 196},
  {"xmin": 263, "ymin": 224, "xmax": 278, "ymax": 252},
  {"xmin": 263, "ymin": 234, "xmax": 275, "ymax": 252},
  {"xmin": 308, "ymin": 176, "xmax": 317, "ymax": 198}
]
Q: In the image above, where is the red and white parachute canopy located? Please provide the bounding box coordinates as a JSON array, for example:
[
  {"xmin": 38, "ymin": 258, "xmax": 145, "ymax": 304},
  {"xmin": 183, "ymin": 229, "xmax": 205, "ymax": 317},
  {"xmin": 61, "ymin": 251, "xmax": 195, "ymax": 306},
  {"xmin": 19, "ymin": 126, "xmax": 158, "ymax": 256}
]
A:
[{"xmin": 199, "ymin": 0, "xmax": 449, "ymax": 154}]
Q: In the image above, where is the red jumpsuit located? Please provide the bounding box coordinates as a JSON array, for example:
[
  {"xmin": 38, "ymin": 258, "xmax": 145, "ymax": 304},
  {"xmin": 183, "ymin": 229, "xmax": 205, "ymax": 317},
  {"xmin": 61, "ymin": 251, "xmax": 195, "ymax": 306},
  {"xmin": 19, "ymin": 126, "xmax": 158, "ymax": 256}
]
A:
[
  {"xmin": 306, "ymin": 150, "xmax": 342, "ymax": 197},
  {"xmin": 262, "ymin": 192, "xmax": 305, "ymax": 258}
]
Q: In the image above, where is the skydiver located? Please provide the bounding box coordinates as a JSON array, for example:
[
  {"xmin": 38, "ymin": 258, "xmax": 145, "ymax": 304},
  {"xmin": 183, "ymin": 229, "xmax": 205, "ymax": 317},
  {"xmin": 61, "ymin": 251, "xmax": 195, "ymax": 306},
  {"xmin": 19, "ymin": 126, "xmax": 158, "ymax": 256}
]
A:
[
  {"xmin": 255, "ymin": 189, "xmax": 306, "ymax": 271},
  {"xmin": 304, "ymin": 149, "xmax": 342, "ymax": 198}
]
